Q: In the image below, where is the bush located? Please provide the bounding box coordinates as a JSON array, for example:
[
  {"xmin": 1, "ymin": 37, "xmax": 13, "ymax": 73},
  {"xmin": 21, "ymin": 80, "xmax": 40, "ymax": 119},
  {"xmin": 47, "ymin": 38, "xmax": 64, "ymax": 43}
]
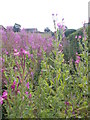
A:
[{"xmin": 65, "ymin": 29, "xmax": 76, "ymax": 37}]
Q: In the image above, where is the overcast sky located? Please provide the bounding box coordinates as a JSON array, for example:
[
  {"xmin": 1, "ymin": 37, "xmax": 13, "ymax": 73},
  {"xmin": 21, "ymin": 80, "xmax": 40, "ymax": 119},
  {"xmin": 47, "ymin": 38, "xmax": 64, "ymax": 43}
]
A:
[{"xmin": 0, "ymin": 0, "xmax": 89, "ymax": 31}]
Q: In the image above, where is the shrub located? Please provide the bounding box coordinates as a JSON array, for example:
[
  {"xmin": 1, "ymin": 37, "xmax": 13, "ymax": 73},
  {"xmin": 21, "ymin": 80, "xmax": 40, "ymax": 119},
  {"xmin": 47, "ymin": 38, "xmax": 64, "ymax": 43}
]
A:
[{"xmin": 65, "ymin": 29, "xmax": 76, "ymax": 37}]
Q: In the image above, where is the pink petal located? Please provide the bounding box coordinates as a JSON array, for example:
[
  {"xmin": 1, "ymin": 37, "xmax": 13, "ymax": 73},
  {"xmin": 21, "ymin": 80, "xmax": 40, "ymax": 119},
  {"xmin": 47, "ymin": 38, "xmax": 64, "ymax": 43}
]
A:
[
  {"xmin": 2, "ymin": 91, "xmax": 8, "ymax": 100},
  {"xmin": 26, "ymin": 82, "xmax": 29, "ymax": 89},
  {"xmin": 14, "ymin": 52, "xmax": 20, "ymax": 56},
  {"xmin": 78, "ymin": 35, "xmax": 82, "ymax": 39},
  {"xmin": 59, "ymin": 44, "xmax": 62, "ymax": 47},
  {"xmin": 0, "ymin": 96, "xmax": 4, "ymax": 105},
  {"xmin": 75, "ymin": 60, "xmax": 80, "ymax": 64},
  {"xmin": 75, "ymin": 35, "xmax": 77, "ymax": 39},
  {"xmin": 14, "ymin": 49, "xmax": 17, "ymax": 53},
  {"xmin": 11, "ymin": 80, "xmax": 16, "ymax": 91},
  {"xmin": 23, "ymin": 50, "xmax": 29, "ymax": 55},
  {"xmin": 25, "ymin": 91, "xmax": 28, "ymax": 95},
  {"xmin": 65, "ymin": 101, "xmax": 69, "ymax": 106},
  {"xmin": 77, "ymin": 56, "xmax": 80, "ymax": 60}
]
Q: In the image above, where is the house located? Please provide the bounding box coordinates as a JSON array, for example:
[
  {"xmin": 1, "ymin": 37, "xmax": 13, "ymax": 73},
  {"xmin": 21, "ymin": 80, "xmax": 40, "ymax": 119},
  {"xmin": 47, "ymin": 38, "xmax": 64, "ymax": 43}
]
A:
[{"xmin": 25, "ymin": 28, "xmax": 38, "ymax": 33}]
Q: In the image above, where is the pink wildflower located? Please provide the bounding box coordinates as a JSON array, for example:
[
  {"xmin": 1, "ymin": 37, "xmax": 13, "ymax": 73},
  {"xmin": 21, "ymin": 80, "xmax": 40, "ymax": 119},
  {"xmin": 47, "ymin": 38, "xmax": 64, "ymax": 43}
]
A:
[
  {"xmin": 0, "ymin": 96, "xmax": 4, "ymax": 105},
  {"xmin": 26, "ymin": 82, "xmax": 29, "ymax": 89},
  {"xmin": 25, "ymin": 91, "xmax": 28, "ymax": 95},
  {"xmin": 37, "ymin": 53, "xmax": 41, "ymax": 56},
  {"xmin": 59, "ymin": 44, "xmax": 62, "ymax": 47},
  {"xmin": 6, "ymin": 51, "xmax": 8, "ymax": 55},
  {"xmin": 11, "ymin": 80, "xmax": 16, "ymax": 91},
  {"xmin": 77, "ymin": 56, "xmax": 80, "ymax": 60},
  {"xmin": 31, "ymin": 72, "xmax": 33, "ymax": 78},
  {"xmin": 76, "ymin": 52, "xmax": 78, "ymax": 55},
  {"xmin": 75, "ymin": 59, "xmax": 80, "ymax": 64},
  {"xmin": 65, "ymin": 101, "xmax": 69, "ymax": 106},
  {"xmin": 14, "ymin": 52, "xmax": 20, "ymax": 56},
  {"xmin": 57, "ymin": 23, "xmax": 61, "ymax": 28},
  {"xmin": 43, "ymin": 47, "xmax": 47, "ymax": 51},
  {"xmin": 17, "ymin": 90, "xmax": 20, "ymax": 94},
  {"xmin": 78, "ymin": 35, "xmax": 82, "ymax": 39},
  {"xmin": 75, "ymin": 55, "xmax": 80, "ymax": 65},
  {"xmin": 59, "ymin": 44, "xmax": 63, "ymax": 52},
  {"xmin": 23, "ymin": 50, "xmax": 29, "ymax": 55},
  {"xmin": 1, "ymin": 68, "xmax": 4, "ymax": 72},
  {"xmin": 17, "ymin": 83, "xmax": 19, "ymax": 89},
  {"xmin": 0, "ymin": 57, "xmax": 5, "ymax": 62},
  {"xmin": 14, "ymin": 49, "xmax": 17, "ymax": 53},
  {"xmin": 2, "ymin": 90, "xmax": 8, "ymax": 100},
  {"xmin": 20, "ymin": 48, "xmax": 23, "ymax": 52},
  {"xmin": 72, "ymin": 111, "xmax": 75, "ymax": 114},
  {"xmin": 75, "ymin": 35, "xmax": 77, "ymax": 39}
]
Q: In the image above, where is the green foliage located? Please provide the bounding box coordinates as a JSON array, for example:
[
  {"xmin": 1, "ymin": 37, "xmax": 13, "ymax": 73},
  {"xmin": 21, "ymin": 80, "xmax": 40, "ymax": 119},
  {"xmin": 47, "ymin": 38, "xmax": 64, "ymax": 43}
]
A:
[
  {"xmin": 65, "ymin": 29, "xmax": 76, "ymax": 37},
  {"xmin": 1, "ymin": 27, "xmax": 88, "ymax": 118},
  {"xmin": 63, "ymin": 27, "xmax": 85, "ymax": 66}
]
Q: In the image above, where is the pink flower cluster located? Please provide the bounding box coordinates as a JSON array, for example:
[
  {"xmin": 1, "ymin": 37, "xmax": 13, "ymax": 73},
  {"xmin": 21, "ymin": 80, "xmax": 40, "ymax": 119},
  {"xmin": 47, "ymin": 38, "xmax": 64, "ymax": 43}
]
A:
[
  {"xmin": 14, "ymin": 48, "xmax": 30, "ymax": 57},
  {"xmin": 0, "ymin": 90, "xmax": 8, "ymax": 105},
  {"xmin": 11, "ymin": 80, "xmax": 20, "ymax": 95},
  {"xmin": 25, "ymin": 82, "xmax": 31, "ymax": 98},
  {"xmin": 75, "ymin": 35, "xmax": 82, "ymax": 39},
  {"xmin": 26, "ymin": 82, "xmax": 29, "ymax": 89},
  {"xmin": 25, "ymin": 91, "xmax": 32, "ymax": 99},
  {"xmin": 65, "ymin": 101, "xmax": 69, "ymax": 106},
  {"xmin": 59, "ymin": 44, "xmax": 63, "ymax": 52},
  {"xmin": 0, "ymin": 57, "xmax": 5, "ymax": 63},
  {"xmin": 1, "ymin": 28, "xmax": 53, "ymax": 61},
  {"xmin": 75, "ymin": 52, "xmax": 81, "ymax": 65}
]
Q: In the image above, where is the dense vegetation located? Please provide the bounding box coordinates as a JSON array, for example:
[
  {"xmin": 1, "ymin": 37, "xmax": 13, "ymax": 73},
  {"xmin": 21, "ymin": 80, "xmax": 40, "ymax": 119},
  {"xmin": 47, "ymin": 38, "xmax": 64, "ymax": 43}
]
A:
[{"xmin": 0, "ymin": 22, "xmax": 88, "ymax": 118}]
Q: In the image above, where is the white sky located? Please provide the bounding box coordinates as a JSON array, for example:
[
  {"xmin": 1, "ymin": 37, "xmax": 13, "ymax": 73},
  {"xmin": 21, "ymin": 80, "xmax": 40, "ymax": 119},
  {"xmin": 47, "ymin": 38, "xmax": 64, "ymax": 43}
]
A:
[{"xmin": 0, "ymin": 0, "xmax": 89, "ymax": 32}]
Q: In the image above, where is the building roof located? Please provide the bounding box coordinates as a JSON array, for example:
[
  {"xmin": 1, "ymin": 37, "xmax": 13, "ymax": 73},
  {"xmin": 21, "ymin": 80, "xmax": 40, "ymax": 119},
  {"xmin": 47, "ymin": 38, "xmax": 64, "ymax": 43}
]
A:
[
  {"xmin": 0, "ymin": 25, "xmax": 6, "ymax": 30},
  {"xmin": 25, "ymin": 28, "xmax": 38, "ymax": 32}
]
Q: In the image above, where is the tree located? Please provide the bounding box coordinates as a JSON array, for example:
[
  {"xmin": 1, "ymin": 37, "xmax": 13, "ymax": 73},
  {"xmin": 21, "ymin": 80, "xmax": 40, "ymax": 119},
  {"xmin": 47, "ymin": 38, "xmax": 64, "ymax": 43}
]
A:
[
  {"xmin": 44, "ymin": 27, "xmax": 50, "ymax": 32},
  {"xmin": 65, "ymin": 29, "xmax": 76, "ymax": 37},
  {"xmin": 13, "ymin": 23, "xmax": 21, "ymax": 32}
]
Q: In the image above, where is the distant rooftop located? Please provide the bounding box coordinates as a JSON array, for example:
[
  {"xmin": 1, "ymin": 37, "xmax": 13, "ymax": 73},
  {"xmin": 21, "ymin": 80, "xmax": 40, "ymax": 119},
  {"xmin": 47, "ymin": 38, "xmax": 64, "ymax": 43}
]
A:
[
  {"xmin": 0, "ymin": 25, "xmax": 6, "ymax": 30},
  {"xmin": 25, "ymin": 28, "xmax": 38, "ymax": 32}
]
